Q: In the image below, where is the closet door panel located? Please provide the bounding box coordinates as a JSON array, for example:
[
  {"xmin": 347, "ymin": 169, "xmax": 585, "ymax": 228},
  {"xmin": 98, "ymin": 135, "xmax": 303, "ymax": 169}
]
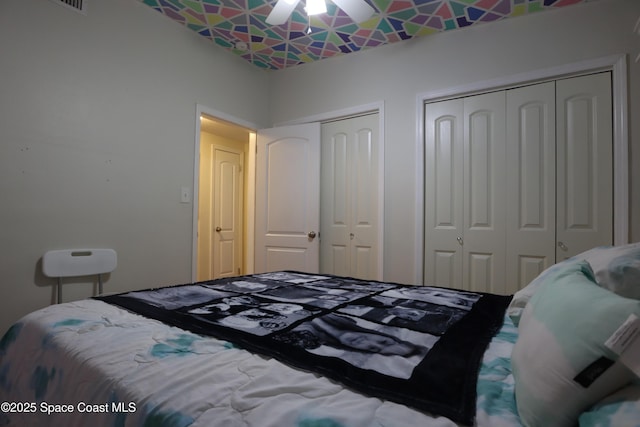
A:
[
  {"xmin": 351, "ymin": 117, "xmax": 378, "ymax": 280},
  {"xmin": 556, "ymin": 73, "xmax": 613, "ymax": 259},
  {"xmin": 467, "ymin": 252, "xmax": 493, "ymax": 293},
  {"xmin": 463, "ymin": 92, "xmax": 506, "ymax": 294},
  {"xmin": 329, "ymin": 246, "xmax": 349, "ymax": 277},
  {"xmin": 320, "ymin": 113, "xmax": 380, "ymax": 280},
  {"xmin": 354, "ymin": 128, "xmax": 374, "ymax": 226},
  {"xmin": 433, "ymin": 250, "xmax": 458, "ymax": 287},
  {"xmin": 424, "ymin": 99, "xmax": 464, "ymax": 287},
  {"xmin": 506, "ymin": 82, "xmax": 556, "ymax": 293},
  {"xmin": 467, "ymin": 111, "xmax": 492, "ymax": 229},
  {"xmin": 352, "ymin": 245, "xmax": 373, "ymax": 280},
  {"xmin": 320, "ymin": 130, "xmax": 350, "ymax": 275}
]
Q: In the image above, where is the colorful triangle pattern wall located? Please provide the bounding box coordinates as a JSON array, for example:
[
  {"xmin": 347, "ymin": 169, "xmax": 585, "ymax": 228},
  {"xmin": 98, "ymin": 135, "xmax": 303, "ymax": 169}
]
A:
[{"xmin": 139, "ymin": 0, "xmax": 595, "ymax": 70}]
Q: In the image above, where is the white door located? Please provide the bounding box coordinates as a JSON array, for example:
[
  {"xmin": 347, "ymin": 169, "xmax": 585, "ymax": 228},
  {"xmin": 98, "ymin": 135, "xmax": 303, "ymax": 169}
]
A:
[
  {"xmin": 505, "ymin": 82, "xmax": 556, "ymax": 292},
  {"xmin": 213, "ymin": 146, "xmax": 244, "ymax": 278},
  {"xmin": 320, "ymin": 113, "xmax": 380, "ymax": 280},
  {"xmin": 556, "ymin": 72, "xmax": 613, "ymax": 259},
  {"xmin": 424, "ymin": 73, "xmax": 614, "ymax": 293},
  {"xmin": 255, "ymin": 123, "xmax": 321, "ymax": 273},
  {"xmin": 424, "ymin": 92, "xmax": 507, "ymax": 293},
  {"xmin": 463, "ymin": 91, "xmax": 507, "ymax": 294},
  {"xmin": 424, "ymin": 98, "xmax": 464, "ymax": 288}
]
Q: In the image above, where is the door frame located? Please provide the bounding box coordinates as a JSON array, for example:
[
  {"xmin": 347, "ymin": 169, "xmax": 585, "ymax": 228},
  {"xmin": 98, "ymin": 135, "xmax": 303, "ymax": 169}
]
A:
[
  {"xmin": 276, "ymin": 101, "xmax": 386, "ymax": 280},
  {"xmin": 192, "ymin": 104, "xmax": 259, "ymax": 282},
  {"xmin": 415, "ymin": 54, "xmax": 629, "ymax": 284}
]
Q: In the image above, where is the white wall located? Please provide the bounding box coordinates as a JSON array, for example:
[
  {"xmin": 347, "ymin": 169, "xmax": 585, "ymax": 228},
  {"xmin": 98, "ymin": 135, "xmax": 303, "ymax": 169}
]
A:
[
  {"xmin": 0, "ymin": 0, "xmax": 270, "ymax": 334},
  {"xmin": 267, "ymin": 0, "xmax": 640, "ymax": 285}
]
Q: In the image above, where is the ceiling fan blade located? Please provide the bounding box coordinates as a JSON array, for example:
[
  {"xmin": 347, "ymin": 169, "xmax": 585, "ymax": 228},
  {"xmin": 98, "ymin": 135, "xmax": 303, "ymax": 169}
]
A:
[
  {"xmin": 266, "ymin": 0, "xmax": 301, "ymax": 25},
  {"xmin": 331, "ymin": 0, "xmax": 375, "ymax": 23}
]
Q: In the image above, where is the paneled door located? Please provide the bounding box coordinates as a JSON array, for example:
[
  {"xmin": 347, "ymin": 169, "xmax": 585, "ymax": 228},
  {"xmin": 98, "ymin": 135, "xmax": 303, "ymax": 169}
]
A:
[
  {"xmin": 255, "ymin": 123, "xmax": 321, "ymax": 273},
  {"xmin": 424, "ymin": 92, "xmax": 506, "ymax": 293},
  {"xmin": 424, "ymin": 99, "xmax": 464, "ymax": 289},
  {"xmin": 197, "ymin": 142, "xmax": 244, "ymax": 281},
  {"xmin": 213, "ymin": 146, "xmax": 244, "ymax": 278},
  {"xmin": 556, "ymin": 72, "xmax": 613, "ymax": 260},
  {"xmin": 424, "ymin": 72, "xmax": 613, "ymax": 294},
  {"xmin": 320, "ymin": 113, "xmax": 380, "ymax": 280},
  {"xmin": 462, "ymin": 92, "xmax": 507, "ymax": 294},
  {"xmin": 505, "ymin": 82, "xmax": 556, "ymax": 292}
]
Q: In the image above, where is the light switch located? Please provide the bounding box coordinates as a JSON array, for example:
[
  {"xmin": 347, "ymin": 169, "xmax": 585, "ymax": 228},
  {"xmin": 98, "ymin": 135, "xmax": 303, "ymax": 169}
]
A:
[{"xmin": 181, "ymin": 186, "xmax": 191, "ymax": 203}]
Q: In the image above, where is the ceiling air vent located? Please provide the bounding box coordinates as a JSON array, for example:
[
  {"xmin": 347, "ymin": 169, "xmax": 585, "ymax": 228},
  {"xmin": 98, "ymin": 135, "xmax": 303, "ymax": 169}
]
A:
[{"xmin": 50, "ymin": 0, "xmax": 87, "ymax": 15}]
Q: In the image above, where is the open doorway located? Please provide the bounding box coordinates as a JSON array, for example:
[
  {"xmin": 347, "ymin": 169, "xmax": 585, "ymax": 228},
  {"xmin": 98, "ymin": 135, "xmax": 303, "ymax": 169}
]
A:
[
  {"xmin": 192, "ymin": 102, "xmax": 385, "ymax": 282},
  {"xmin": 196, "ymin": 113, "xmax": 255, "ymax": 281}
]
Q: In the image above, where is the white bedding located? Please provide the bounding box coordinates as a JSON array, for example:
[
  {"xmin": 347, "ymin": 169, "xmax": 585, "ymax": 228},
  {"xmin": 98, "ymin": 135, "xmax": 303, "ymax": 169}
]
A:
[{"xmin": 0, "ymin": 299, "xmax": 520, "ymax": 427}]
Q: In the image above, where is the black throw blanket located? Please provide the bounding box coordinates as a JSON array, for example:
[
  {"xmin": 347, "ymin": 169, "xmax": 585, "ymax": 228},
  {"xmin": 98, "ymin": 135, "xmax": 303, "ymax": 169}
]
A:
[{"xmin": 96, "ymin": 272, "xmax": 511, "ymax": 425}]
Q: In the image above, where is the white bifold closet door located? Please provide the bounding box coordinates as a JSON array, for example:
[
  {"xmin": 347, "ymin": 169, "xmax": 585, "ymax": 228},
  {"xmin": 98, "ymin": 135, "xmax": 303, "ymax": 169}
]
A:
[
  {"xmin": 424, "ymin": 72, "xmax": 612, "ymax": 294},
  {"xmin": 424, "ymin": 92, "xmax": 508, "ymax": 294},
  {"xmin": 463, "ymin": 91, "xmax": 507, "ymax": 294},
  {"xmin": 505, "ymin": 82, "xmax": 557, "ymax": 292},
  {"xmin": 555, "ymin": 73, "xmax": 613, "ymax": 261},
  {"xmin": 320, "ymin": 113, "xmax": 380, "ymax": 280},
  {"xmin": 424, "ymin": 98, "xmax": 465, "ymax": 290}
]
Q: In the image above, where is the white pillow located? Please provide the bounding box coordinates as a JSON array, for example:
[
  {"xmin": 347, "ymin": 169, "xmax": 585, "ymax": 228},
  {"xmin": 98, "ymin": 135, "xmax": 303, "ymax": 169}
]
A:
[
  {"xmin": 507, "ymin": 242, "xmax": 640, "ymax": 326},
  {"xmin": 584, "ymin": 242, "xmax": 640, "ymax": 299},
  {"xmin": 511, "ymin": 261, "xmax": 640, "ymax": 427},
  {"xmin": 507, "ymin": 258, "xmax": 571, "ymax": 327}
]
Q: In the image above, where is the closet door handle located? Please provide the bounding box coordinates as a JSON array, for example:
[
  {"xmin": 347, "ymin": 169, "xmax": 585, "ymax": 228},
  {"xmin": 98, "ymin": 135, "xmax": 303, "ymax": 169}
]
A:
[
  {"xmin": 558, "ymin": 241, "xmax": 568, "ymax": 251},
  {"xmin": 456, "ymin": 237, "xmax": 463, "ymax": 245},
  {"xmin": 308, "ymin": 231, "xmax": 317, "ymax": 239}
]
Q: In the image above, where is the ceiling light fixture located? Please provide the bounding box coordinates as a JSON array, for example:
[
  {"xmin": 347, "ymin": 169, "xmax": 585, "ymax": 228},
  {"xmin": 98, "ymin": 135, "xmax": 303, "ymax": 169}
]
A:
[
  {"xmin": 305, "ymin": 0, "xmax": 326, "ymax": 16},
  {"xmin": 266, "ymin": 0, "xmax": 374, "ymax": 26},
  {"xmin": 304, "ymin": 0, "xmax": 326, "ymax": 34},
  {"xmin": 235, "ymin": 41, "xmax": 248, "ymax": 51}
]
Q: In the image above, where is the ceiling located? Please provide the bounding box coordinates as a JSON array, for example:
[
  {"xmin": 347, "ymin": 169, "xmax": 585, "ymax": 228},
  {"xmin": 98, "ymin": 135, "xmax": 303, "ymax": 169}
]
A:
[
  {"xmin": 139, "ymin": 0, "xmax": 595, "ymax": 70},
  {"xmin": 201, "ymin": 115, "xmax": 253, "ymax": 139}
]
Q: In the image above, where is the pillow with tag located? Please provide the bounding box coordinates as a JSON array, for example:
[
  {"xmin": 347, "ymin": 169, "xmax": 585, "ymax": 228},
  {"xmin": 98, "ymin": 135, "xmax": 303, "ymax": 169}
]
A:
[{"xmin": 511, "ymin": 261, "xmax": 640, "ymax": 427}]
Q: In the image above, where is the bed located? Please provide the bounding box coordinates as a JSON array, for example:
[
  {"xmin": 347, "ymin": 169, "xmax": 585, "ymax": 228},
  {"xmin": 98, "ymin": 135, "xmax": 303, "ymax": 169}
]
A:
[{"xmin": 1, "ymin": 243, "xmax": 639, "ymax": 427}]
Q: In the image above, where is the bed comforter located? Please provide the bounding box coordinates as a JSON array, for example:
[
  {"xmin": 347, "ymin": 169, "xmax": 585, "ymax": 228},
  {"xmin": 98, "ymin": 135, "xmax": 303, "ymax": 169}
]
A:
[{"xmin": 0, "ymin": 296, "xmax": 520, "ymax": 427}]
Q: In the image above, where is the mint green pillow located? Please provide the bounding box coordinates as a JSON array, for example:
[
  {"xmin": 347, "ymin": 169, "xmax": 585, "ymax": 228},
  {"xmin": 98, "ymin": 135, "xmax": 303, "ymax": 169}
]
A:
[
  {"xmin": 512, "ymin": 261, "xmax": 640, "ymax": 427},
  {"xmin": 507, "ymin": 242, "xmax": 640, "ymax": 327},
  {"xmin": 507, "ymin": 255, "xmax": 578, "ymax": 326}
]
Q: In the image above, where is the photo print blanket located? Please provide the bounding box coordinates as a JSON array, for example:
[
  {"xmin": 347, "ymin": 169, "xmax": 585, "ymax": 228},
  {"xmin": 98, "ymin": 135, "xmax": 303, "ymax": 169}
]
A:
[{"xmin": 96, "ymin": 272, "xmax": 512, "ymax": 425}]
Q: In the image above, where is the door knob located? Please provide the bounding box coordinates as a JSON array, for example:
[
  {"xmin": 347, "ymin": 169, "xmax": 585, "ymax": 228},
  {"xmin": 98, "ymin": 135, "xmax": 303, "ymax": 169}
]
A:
[
  {"xmin": 308, "ymin": 231, "xmax": 316, "ymax": 239},
  {"xmin": 216, "ymin": 226, "xmax": 222, "ymax": 232},
  {"xmin": 456, "ymin": 236, "xmax": 463, "ymax": 245},
  {"xmin": 558, "ymin": 241, "xmax": 568, "ymax": 251}
]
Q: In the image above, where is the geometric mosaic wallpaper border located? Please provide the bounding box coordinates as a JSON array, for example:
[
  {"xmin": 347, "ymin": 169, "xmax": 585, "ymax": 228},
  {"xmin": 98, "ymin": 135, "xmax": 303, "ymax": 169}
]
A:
[{"xmin": 140, "ymin": 0, "xmax": 597, "ymax": 70}]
